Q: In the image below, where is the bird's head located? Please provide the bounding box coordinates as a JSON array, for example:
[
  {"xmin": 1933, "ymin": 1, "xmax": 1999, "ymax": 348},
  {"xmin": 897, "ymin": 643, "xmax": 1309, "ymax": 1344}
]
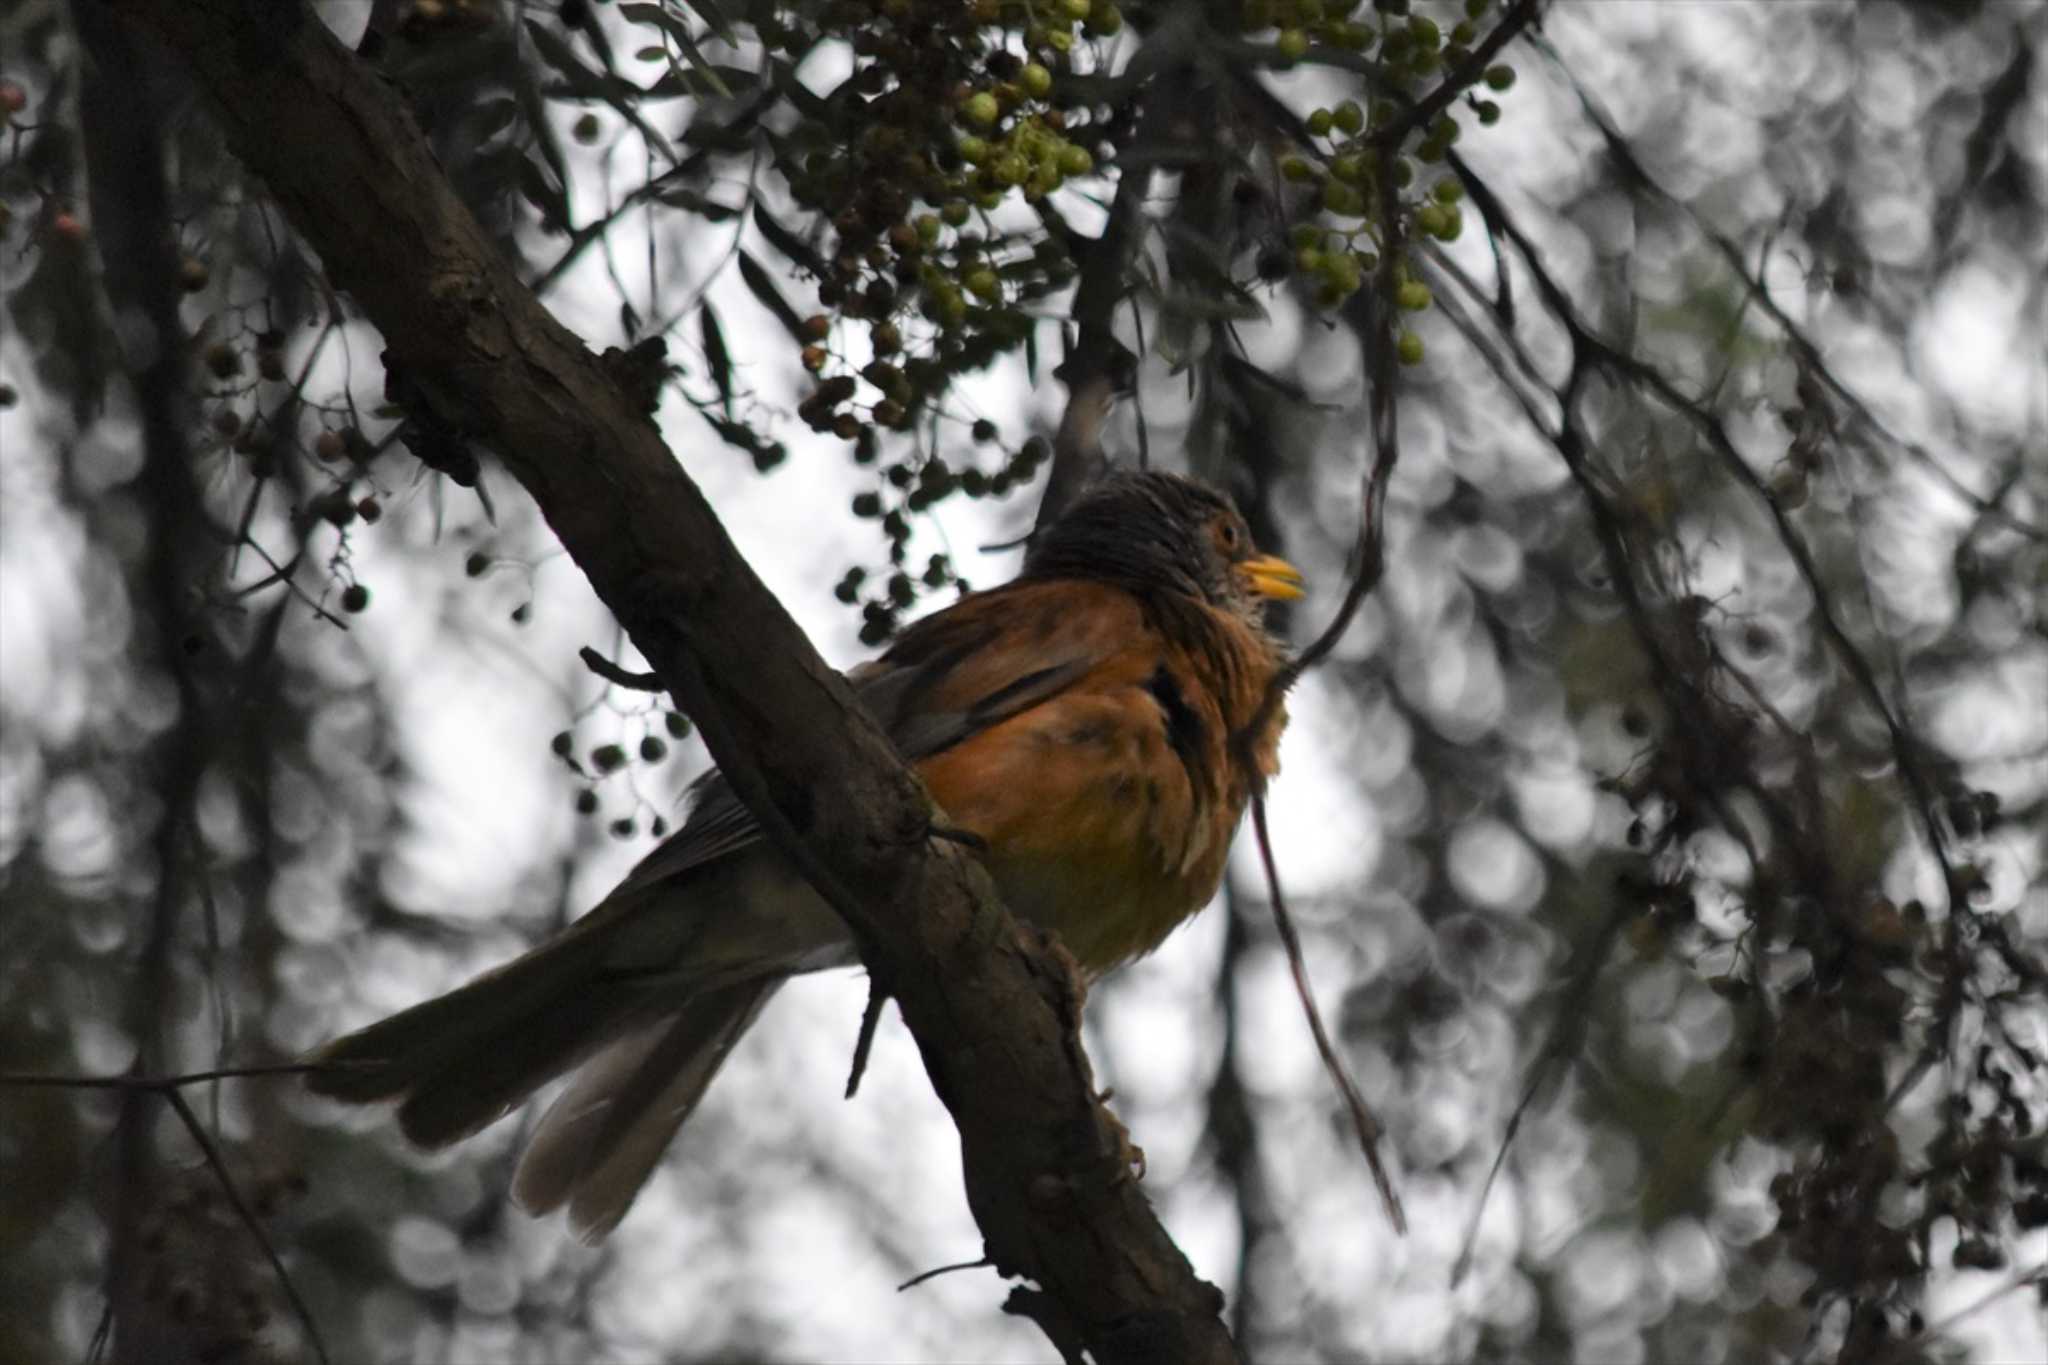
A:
[{"xmin": 1023, "ymin": 471, "xmax": 1304, "ymax": 620}]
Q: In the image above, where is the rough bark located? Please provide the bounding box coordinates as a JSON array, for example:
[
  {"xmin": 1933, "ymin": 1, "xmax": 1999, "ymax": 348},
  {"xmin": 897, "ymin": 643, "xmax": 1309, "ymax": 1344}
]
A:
[{"xmin": 108, "ymin": 1, "xmax": 1238, "ymax": 1358}]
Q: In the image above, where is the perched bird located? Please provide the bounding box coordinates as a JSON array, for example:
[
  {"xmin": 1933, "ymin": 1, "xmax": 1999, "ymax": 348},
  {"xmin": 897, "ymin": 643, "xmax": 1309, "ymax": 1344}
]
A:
[{"xmin": 307, "ymin": 470, "xmax": 1301, "ymax": 1240}]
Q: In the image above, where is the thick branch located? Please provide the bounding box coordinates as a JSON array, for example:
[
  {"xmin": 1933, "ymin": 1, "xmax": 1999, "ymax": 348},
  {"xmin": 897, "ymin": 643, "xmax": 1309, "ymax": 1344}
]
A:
[{"xmin": 115, "ymin": 1, "xmax": 1234, "ymax": 1358}]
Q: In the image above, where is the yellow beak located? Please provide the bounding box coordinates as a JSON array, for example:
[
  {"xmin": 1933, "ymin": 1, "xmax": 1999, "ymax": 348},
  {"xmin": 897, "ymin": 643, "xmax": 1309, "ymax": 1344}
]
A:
[{"xmin": 1240, "ymin": 554, "xmax": 1306, "ymax": 601}]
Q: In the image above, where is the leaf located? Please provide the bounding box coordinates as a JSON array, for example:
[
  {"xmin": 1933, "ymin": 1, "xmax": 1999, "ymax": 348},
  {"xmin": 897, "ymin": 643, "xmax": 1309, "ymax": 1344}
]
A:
[
  {"xmin": 525, "ymin": 18, "xmax": 610, "ymax": 98},
  {"xmin": 516, "ymin": 154, "xmax": 570, "ymax": 230},
  {"xmin": 508, "ymin": 33, "xmax": 573, "ymax": 203},
  {"xmin": 646, "ymin": 66, "xmax": 759, "ymax": 100},
  {"xmin": 700, "ymin": 303, "xmax": 733, "ymax": 418},
  {"xmin": 680, "ymin": 0, "xmax": 739, "ymax": 44},
  {"xmin": 617, "ymin": 1, "xmax": 733, "ymax": 97},
  {"xmin": 736, "ymin": 250, "xmax": 810, "ymax": 344},
  {"xmin": 654, "ymin": 185, "xmax": 739, "ymax": 221},
  {"xmin": 677, "ymin": 100, "xmax": 764, "ymax": 150},
  {"xmin": 752, "ymin": 206, "xmax": 825, "ymax": 275}
]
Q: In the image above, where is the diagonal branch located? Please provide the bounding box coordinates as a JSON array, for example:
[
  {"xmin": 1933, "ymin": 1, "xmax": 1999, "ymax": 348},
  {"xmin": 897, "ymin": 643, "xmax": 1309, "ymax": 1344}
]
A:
[{"xmin": 115, "ymin": 1, "xmax": 1237, "ymax": 1358}]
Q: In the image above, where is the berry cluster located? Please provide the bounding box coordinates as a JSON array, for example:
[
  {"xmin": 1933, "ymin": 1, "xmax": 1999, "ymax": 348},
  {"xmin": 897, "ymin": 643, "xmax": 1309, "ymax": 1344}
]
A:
[
  {"xmin": 755, "ymin": 0, "xmax": 1121, "ymax": 636},
  {"xmin": 1252, "ymin": 0, "xmax": 1518, "ymax": 362},
  {"xmin": 772, "ymin": 0, "xmax": 1120, "ymax": 449}
]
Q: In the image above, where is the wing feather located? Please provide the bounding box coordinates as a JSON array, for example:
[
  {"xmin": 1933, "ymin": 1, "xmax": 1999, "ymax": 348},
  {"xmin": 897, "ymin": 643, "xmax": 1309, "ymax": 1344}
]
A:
[{"xmin": 611, "ymin": 581, "xmax": 1136, "ymax": 889}]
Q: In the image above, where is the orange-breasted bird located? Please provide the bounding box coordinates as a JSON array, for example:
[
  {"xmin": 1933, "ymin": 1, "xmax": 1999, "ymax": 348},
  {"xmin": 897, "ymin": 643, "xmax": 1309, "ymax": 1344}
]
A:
[{"xmin": 307, "ymin": 470, "xmax": 1300, "ymax": 1240}]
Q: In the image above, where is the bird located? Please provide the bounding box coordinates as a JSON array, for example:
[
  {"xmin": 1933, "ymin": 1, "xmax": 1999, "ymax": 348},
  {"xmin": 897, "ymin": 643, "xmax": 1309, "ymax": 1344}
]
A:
[{"xmin": 306, "ymin": 469, "xmax": 1302, "ymax": 1241}]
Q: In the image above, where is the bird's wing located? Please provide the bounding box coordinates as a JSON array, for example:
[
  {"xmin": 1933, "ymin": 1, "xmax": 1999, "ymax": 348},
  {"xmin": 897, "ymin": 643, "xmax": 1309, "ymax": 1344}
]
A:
[{"xmin": 605, "ymin": 581, "xmax": 1147, "ymax": 900}]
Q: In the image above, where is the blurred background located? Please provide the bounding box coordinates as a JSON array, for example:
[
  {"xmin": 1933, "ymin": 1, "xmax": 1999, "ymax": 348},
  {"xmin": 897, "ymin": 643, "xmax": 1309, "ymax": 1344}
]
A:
[{"xmin": 1, "ymin": 0, "xmax": 2043, "ymax": 1361}]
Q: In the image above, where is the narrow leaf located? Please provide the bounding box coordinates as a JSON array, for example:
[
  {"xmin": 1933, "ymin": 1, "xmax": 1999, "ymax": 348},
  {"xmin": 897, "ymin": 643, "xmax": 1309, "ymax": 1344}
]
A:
[
  {"xmin": 736, "ymin": 251, "xmax": 810, "ymax": 343},
  {"xmin": 700, "ymin": 303, "xmax": 733, "ymax": 418},
  {"xmin": 752, "ymin": 206, "xmax": 825, "ymax": 275}
]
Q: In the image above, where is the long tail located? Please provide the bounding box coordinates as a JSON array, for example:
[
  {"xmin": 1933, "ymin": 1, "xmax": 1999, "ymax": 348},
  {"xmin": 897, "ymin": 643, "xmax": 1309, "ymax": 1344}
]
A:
[
  {"xmin": 511, "ymin": 977, "xmax": 782, "ymax": 1241},
  {"xmin": 306, "ymin": 924, "xmax": 666, "ymax": 1149},
  {"xmin": 306, "ymin": 845, "xmax": 849, "ymax": 1235}
]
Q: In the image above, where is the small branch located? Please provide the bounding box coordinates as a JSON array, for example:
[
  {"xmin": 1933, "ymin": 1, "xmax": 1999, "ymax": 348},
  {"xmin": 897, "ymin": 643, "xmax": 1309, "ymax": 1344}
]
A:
[
  {"xmin": 1249, "ymin": 798, "xmax": 1405, "ymax": 1233},
  {"xmin": 579, "ymin": 644, "xmax": 662, "ymax": 691},
  {"xmin": 0, "ymin": 1062, "xmax": 327, "ymax": 1091},
  {"xmin": 1373, "ymin": 0, "xmax": 1545, "ymax": 154},
  {"xmin": 844, "ymin": 981, "xmax": 890, "ymax": 1100},
  {"xmin": 160, "ymin": 1088, "xmax": 333, "ymax": 1365}
]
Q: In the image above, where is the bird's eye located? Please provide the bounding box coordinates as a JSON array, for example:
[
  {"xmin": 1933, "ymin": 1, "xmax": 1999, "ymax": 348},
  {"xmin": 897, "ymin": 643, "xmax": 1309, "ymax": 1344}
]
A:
[{"xmin": 1218, "ymin": 520, "xmax": 1241, "ymax": 551}]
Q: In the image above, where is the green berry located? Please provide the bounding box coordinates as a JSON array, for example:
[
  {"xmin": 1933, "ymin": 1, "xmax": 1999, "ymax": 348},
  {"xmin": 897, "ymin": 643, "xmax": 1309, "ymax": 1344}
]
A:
[
  {"xmin": 1322, "ymin": 181, "xmax": 1364, "ymax": 215},
  {"xmin": 1306, "ymin": 108, "xmax": 1334, "ymax": 137},
  {"xmin": 1021, "ymin": 63, "xmax": 1053, "ymax": 98},
  {"xmin": 1433, "ymin": 178, "xmax": 1464, "ymax": 203},
  {"xmin": 1484, "ymin": 64, "xmax": 1516, "ymax": 90},
  {"xmin": 1058, "ymin": 144, "xmax": 1093, "ymax": 176},
  {"xmin": 1396, "ymin": 331, "xmax": 1425, "ymax": 365},
  {"xmin": 1326, "ymin": 253, "xmax": 1362, "ymax": 293},
  {"xmin": 1332, "ymin": 100, "xmax": 1364, "ymax": 135},
  {"xmin": 963, "ymin": 92, "xmax": 1001, "ymax": 126},
  {"xmin": 966, "ymin": 268, "xmax": 1001, "ymax": 300},
  {"xmin": 1397, "ymin": 280, "xmax": 1432, "ymax": 311},
  {"xmin": 1276, "ymin": 28, "xmax": 1309, "ymax": 60}
]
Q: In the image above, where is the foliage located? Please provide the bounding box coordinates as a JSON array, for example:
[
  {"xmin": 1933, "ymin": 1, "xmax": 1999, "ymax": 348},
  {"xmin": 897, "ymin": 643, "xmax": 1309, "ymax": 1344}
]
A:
[{"xmin": 0, "ymin": 0, "xmax": 2042, "ymax": 1362}]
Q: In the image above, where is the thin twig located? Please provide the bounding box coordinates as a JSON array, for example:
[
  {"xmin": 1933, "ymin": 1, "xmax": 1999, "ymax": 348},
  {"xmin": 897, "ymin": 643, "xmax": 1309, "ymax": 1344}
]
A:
[
  {"xmin": 1249, "ymin": 797, "xmax": 1405, "ymax": 1233},
  {"xmin": 160, "ymin": 1087, "xmax": 332, "ymax": 1365},
  {"xmin": 579, "ymin": 644, "xmax": 662, "ymax": 691}
]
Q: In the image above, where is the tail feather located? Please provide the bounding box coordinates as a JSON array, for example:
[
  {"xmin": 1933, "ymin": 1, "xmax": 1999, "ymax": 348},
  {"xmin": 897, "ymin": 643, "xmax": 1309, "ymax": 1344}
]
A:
[
  {"xmin": 307, "ymin": 848, "xmax": 844, "ymax": 1239},
  {"xmin": 307, "ymin": 926, "xmax": 653, "ymax": 1148},
  {"xmin": 513, "ymin": 976, "xmax": 782, "ymax": 1241}
]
